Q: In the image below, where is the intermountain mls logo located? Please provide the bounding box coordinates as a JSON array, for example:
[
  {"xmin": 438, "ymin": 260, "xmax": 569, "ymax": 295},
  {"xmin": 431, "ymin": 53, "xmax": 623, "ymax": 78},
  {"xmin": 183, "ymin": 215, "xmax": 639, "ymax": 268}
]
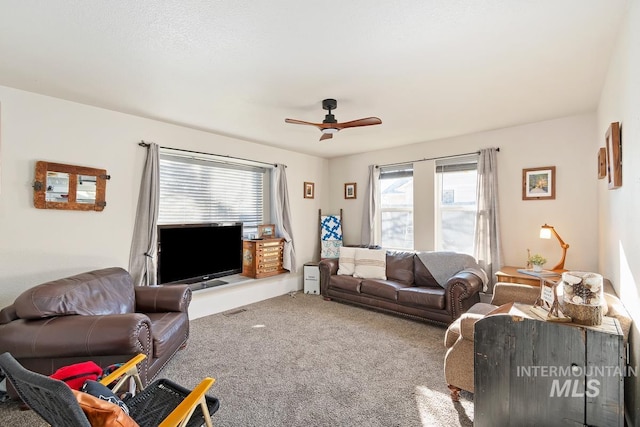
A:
[{"xmin": 517, "ymin": 365, "xmax": 637, "ymax": 397}]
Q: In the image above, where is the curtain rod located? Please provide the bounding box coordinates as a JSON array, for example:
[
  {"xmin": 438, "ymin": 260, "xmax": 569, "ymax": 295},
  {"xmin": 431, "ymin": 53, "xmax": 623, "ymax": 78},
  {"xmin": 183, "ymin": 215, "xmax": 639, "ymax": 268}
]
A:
[
  {"xmin": 138, "ymin": 141, "xmax": 285, "ymax": 168},
  {"xmin": 375, "ymin": 148, "xmax": 499, "ymax": 169}
]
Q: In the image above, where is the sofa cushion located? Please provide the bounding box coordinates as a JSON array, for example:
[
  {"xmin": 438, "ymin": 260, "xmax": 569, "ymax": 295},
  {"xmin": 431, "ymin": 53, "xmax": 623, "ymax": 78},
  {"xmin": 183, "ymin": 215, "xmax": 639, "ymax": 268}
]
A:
[
  {"xmin": 360, "ymin": 279, "xmax": 411, "ymax": 300},
  {"xmin": 353, "ymin": 248, "xmax": 387, "ymax": 280},
  {"xmin": 329, "ymin": 275, "xmax": 362, "ymax": 293},
  {"xmin": 396, "ymin": 287, "xmax": 446, "ymax": 309},
  {"xmin": 385, "ymin": 251, "xmax": 415, "ymax": 285},
  {"xmin": 337, "ymin": 246, "xmax": 356, "ymax": 276},
  {"xmin": 14, "ymin": 267, "xmax": 136, "ymax": 320}
]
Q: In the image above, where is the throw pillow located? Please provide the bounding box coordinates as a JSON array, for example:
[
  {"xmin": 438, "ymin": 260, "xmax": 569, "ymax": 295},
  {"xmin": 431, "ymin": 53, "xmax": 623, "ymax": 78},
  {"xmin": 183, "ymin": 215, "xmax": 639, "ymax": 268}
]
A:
[
  {"xmin": 353, "ymin": 248, "xmax": 387, "ymax": 280},
  {"xmin": 72, "ymin": 389, "xmax": 139, "ymax": 427},
  {"xmin": 337, "ymin": 247, "xmax": 356, "ymax": 275}
]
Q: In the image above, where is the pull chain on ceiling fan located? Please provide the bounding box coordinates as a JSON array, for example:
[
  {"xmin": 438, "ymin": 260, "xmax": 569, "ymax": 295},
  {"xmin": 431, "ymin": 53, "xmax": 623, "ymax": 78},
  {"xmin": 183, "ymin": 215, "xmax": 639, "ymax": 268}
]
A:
[{"xmin": 285, "ymin": 98, "xmax": 382, "ymax": 141}]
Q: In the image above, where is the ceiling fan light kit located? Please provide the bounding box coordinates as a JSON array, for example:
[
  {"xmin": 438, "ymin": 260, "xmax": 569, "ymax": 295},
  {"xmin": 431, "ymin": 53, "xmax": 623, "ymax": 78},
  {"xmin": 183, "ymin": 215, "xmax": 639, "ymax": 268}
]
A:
[{"xmin": 285, "ymin": 98, "xmax": 381, "ymax": 141}]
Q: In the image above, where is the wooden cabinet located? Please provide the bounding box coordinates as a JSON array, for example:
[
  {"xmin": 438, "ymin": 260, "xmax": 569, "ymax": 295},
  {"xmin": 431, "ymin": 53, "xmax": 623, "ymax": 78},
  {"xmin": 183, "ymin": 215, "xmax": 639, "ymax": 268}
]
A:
[
  {"xmin": 241, "ymin": 238, "xmax": 286, "ymax": 279},
  {"xmin": 474, "ymin": 304, "xmax": 625, "ymax": 427}
]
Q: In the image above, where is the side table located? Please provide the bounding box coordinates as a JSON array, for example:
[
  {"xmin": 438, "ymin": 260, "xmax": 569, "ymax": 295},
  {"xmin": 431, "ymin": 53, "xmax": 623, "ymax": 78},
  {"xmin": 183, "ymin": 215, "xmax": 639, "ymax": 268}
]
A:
[
  {"xmin": 474, "ymin": 302, "xmax": 625, "ymax": 426},
  {"xmin": 495, "ymin": 266, "xmax": 543, "ymax": 287}
]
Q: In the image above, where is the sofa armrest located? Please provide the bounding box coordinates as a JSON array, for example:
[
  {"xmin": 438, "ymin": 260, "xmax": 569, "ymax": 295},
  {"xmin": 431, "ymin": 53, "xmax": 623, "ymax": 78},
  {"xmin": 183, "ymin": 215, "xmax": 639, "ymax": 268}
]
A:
[
  {"xmin": 459, "ymin": 312, "xmax": 485, "ymax": 340},
  {"xmin": 319, "ymin": 259, "xmax": 339, "ymax": 296},
  {"xmin": 0, "ymin": 314, "xmax": 152, "ymax": 358},
  {"xmin": 490, "ymin": 282, "xmax": 540, "ymax": 306},
  {"xmin": 445, "ymin": 270, "xmax": 483, "ymax": 319},
  {"xmin": 0, "ymin": 304, "xmax": 17, "ymax": 325},
  {"xmin": 135, "ymin": 285, "xmax": 191, "ymax": 313}
]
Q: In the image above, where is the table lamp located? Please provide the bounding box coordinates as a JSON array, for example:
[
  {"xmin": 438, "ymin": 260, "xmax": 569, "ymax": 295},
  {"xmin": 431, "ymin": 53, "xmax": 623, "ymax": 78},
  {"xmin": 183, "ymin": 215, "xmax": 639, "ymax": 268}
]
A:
[{"xmin": 540, "ymin": 224, "xmax": 569, "ymax": 271}]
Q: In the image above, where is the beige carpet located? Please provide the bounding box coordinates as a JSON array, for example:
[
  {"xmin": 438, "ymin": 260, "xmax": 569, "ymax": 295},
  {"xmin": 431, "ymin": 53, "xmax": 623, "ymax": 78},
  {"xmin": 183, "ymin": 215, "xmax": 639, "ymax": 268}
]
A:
[{"xmin": 0, "ymin": 292, "xmax": 474, "ymax": 426}]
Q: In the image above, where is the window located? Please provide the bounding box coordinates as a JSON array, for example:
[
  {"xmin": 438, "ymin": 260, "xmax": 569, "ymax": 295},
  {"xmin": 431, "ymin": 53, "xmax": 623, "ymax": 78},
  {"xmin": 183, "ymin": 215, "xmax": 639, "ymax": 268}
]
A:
[
  {"xmin": 158, "ymin": 151, "xmax": 268, "ymax": 238},
  {"xmin": 435, "ymin": 156, "xmax": 478, "ymax": 255},
  {"xmin": 379, "ymin": 164, "xmax": 413, "ymax": 250}
]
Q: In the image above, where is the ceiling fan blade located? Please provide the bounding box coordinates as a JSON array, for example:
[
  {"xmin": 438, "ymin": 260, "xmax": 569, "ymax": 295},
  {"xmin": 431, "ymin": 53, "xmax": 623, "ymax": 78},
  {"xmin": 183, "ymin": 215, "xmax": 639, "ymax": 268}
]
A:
[
  {"xmin": 285, "ymin": 118, "xmax": 323, "ymax": 128},
  {"xmin": 335, "ymin": 117, "xmax": 382, "ymax": 129},
  {"xmin": 319, "ymin": 132, "xmax": 333, "ymax": 141}
]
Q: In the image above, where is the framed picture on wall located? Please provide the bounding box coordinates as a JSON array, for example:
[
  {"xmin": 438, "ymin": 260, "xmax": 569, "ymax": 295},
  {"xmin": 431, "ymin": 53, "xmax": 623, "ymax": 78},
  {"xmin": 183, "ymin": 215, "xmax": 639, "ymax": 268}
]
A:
[
  {"xmin": 344, "ymin": 182, "xmax": 357, "ymax": 199},
  {"xmin": 605, "ymin": 121, "xmax": 622, "ymax": 189},
  {"xmin": 597, "ymin": 147, "xmax": 607, "ymax": 179},
  {"xmin": 304, "ymin": 182, "xmax": 314, "ymax": 199},
  {"xmin": 522, "ymin": 166, "xmax": 556, "ymax": 200}
]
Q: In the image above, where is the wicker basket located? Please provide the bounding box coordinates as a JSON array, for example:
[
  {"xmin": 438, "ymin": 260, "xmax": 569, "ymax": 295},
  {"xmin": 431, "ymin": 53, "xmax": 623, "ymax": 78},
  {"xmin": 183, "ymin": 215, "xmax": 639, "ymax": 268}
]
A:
[{"xmin": 124, "ymin": 378, "xmax": 220, "ymax": 427}]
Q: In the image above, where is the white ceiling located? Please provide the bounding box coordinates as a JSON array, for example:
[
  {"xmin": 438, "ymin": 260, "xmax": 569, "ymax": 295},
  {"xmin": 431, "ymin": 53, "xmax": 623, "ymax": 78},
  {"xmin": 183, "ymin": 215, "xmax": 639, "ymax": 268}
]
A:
[{"xmin": 0, "ymin": 1, "xmax": 629, "ymax": 158}]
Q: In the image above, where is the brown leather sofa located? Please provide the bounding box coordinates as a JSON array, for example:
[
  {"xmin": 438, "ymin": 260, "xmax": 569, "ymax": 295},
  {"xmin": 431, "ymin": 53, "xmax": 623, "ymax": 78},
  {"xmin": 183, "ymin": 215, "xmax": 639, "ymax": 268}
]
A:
[
  {"xmin": 319, "ymin": 250, "xmax": 486, "ymax": 325},
  {"xmin": 0, "ymin": 267, "xmax": 191, "ymax": 393}
]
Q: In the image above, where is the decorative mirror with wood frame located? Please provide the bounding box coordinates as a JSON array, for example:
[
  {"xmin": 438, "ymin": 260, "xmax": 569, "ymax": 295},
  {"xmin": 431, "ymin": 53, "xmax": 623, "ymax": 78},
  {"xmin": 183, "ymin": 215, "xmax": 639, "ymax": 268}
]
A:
[{"xmin": 33, "ymin": 161, "xmax": 110, "ymax": 211}]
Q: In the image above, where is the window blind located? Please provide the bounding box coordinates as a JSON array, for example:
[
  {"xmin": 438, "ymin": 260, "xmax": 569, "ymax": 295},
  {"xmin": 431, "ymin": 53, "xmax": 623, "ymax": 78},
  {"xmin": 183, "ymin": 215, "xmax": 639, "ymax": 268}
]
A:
[
  {"xmin": 158, "ymin": 153, "xmax": 266, "ymax": 231},
  {"xmin": 379, "ymin": 164, "xmax": 414, "ymax": 179}
]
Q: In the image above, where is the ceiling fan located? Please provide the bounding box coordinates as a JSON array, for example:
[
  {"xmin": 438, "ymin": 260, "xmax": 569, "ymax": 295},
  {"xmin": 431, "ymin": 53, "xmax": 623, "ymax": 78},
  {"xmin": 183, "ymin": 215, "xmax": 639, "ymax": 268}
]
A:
[{"xmin": 285, "ymin": 98, "xmax": 382, "ymax": 141}]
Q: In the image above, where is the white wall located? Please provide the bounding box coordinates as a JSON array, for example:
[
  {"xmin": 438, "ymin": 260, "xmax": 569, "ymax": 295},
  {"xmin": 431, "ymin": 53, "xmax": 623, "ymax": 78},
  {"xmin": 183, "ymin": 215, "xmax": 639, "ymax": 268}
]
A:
[
  {"xmin": 597, "ymin": 0, "xmax": 640, "ymax": 424},
  {"xmin": 328, "ymin": 113, "xmax": 599, "ymax": 272},
  {"xmin": 0, "ymin": 86, "xmax": 329, "ymax": 317}
]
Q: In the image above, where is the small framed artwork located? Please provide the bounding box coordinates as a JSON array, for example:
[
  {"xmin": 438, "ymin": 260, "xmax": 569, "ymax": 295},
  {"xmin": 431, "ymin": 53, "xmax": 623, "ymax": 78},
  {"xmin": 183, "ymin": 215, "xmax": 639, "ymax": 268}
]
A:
[
  {"xmin": 344, "ymin": 182, "xmax": 357, "ymax": 199},
  {"xmin": 257, "ymin": 224, "xmax": 275, "ymax": 238},
  {"xmin": 522, "ymin": 166, "xmax": 556, "ymax": 200},
  {"xmin": 304, "ymin": 182, "xmax": 314, "ymax": 199},
  {"xmin": 597, "ymin": 147, "xmax": 607, "ymax": 179},
  {"xmin": 605, "ymin": 121, "xmax": 622, "ymax": 189}
]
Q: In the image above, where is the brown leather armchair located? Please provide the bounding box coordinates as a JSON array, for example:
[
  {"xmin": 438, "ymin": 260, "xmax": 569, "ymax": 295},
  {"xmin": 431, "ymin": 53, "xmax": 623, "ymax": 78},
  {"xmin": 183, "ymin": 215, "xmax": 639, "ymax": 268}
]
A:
[{"xmin": 0, "ymin": 267, "xmax": 191, "ymax": 395}]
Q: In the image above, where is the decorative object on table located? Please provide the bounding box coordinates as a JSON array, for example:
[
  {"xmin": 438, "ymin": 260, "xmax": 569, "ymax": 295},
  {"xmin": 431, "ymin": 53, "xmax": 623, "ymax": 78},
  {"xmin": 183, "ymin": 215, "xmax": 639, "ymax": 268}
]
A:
[
  {"xmin": 605, "ymin": 121, "xmax": 622, "ymax": 189},
  {"xmin": 257, "ymin": 223, "xmax": 275, "ymax": 238},
  {"xmin": 533, "ymin": 278, "xmax": 570, "ymax": 321},
  {"xmin": 522, "ymin": 166, "xmax": 555, "ymax": 200},
  {"xmin": 597, "ymin": 147, "xmax": 607, "ymax": 179},
  {"xmin": 344, "ymin": 182, "xmax": 357, "ymax": 199},
  {"xmin": 285, "ymin": 98, "xmax": 382, "ymax": 141},
  {"xmin": 527, "ymin": 253, "xmax": 546, "ymax": 272},
  {"xmin": 539, "ymin": 223, "xmax": 570, "ymax": 270},
  {"xmin": 303, "ymin": 182, "xmax": 315, "ymax": 199},
  {"xmin": 319, "ymin": 208, "xmax": 343, "ymax": 258},
  {"xmin": 560, "ymin": 271, "xmax": 605, "ymax": 326}
]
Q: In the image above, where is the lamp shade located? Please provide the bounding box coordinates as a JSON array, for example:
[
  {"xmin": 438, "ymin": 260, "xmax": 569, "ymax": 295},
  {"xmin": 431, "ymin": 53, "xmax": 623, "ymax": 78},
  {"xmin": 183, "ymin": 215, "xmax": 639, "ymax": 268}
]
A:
[{"xmin": 540, "ymin": 227, "xmax": 552, "ymax": 239}]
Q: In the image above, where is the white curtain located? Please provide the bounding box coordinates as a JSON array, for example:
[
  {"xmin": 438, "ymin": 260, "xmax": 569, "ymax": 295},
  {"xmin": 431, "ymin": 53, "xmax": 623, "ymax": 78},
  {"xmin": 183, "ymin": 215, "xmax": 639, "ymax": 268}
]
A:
[
  {"xmin": 361, "ymin": 165, "xmax": 380, "ymax": 246},
  {"xmin": 128, "ymin": 143, "xmax": 160, "ymax": 286},
  {"xmin": 273, "ymin": 164, "xmax": 297, "ymax": 272},
  {"xmin": 474, "ymin": 147, "xmax": 502, "ymax": 293}
]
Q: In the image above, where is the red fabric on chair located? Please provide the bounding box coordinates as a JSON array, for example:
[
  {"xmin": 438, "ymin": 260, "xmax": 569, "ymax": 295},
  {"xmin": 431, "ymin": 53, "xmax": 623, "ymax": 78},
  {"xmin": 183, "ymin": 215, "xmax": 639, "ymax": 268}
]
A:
[{"xmin": 50, "ymin": 361, "xmax": 103, "ymax": 390}]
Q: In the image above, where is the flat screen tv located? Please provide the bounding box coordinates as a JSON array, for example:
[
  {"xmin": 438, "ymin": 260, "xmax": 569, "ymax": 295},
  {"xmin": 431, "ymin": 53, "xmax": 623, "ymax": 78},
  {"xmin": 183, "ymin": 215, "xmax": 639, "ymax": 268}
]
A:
[{"xmin": 157, "ymin": 222, "xmax": 243, "ymax": 285}]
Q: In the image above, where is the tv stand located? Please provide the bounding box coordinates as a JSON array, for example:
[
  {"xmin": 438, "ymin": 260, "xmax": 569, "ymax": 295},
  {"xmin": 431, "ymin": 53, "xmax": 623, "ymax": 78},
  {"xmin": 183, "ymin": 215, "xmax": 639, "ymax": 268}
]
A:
[{"xmin": 188, "ymin": 279, "xmax": 228, "ymax": 291}]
